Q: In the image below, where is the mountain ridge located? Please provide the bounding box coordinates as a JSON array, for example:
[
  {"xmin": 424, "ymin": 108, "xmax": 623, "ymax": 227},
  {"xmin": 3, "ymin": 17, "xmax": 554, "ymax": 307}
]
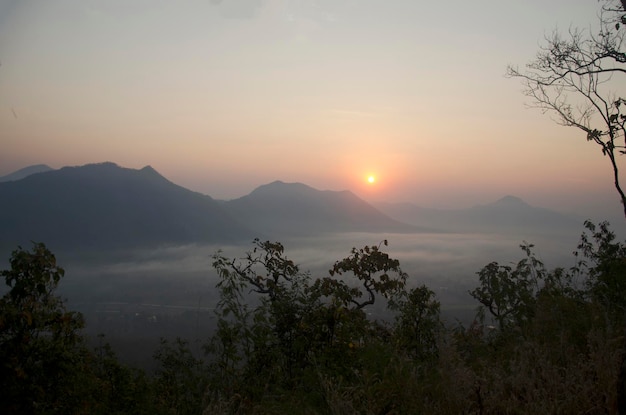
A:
[
  {"xmin": 0, "ymin": 162, "xmax": 255, "ymax": 254},
  {"xmin": 0, "ymin": 164, "xmax": 55, "ymax": 182},
  {"xmin": 481, "ymin": 195, "xmax": 530, "ymax": 208},
  {"xmin": 0, "ymin": 162, "xmax": 586, "ymax": 255},
  {"xmin": 222, "ymin": 180, "xmax": 425, "ymax": 236},
  {"xmin": 374, "ymin": 197, "xmax": 582, "ymax": 236},
  {"xmin": 0, "ymin": 163, "xmax": 425, "ymax": 255}
]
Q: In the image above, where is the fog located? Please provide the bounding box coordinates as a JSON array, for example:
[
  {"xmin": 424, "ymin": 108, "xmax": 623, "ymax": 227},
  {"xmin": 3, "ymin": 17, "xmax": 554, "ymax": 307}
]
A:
[
  {"xmin": 59, "ymin": 230, "xmax": 582, "ymax": 315},
  {"xmin": 42, "ymin": 229, "xmax": 583, "ymax": 369}
]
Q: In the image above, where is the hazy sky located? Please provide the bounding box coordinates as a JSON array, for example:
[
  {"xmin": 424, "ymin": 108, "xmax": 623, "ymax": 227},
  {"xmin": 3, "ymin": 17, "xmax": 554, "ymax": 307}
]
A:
[{"xmin": 0, "ymin": 0, "xmax": 624, "ymax": 222}]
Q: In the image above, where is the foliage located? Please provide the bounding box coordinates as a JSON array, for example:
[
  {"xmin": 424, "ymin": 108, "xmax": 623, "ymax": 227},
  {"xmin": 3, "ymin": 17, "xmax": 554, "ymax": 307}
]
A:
[
  {"xmin": 198, "ymin": 227, "xmax": 626, "ymax": 413},
  {"xmin": 0, "ymin": 243, "xmax": 160, "ymax": 414},
  {"xmin": 89, "ymin": 336, "xmax": 155, "ymax": 415},
  {"xmin": 390, "ymin": 284, "xmax": 441, "ymax": 361},
  {"xmin": 4, "ymin": 221, "xmax": 626, "ymax": 414},
  {"xmin": 575, "ymin": 220, "xmax": 626, "ymax": 321},
  {"xmin": 316, "ymin": 240, "xmax": 407, "ymax": 311},
  {"xmin": 454, "ymin": 222, "xmax": 626, "ymax": 413},
  {"xmin": 205, "ymin": 239, "xmax": 440, "ymax": 412},
  {"xmin": 206, "ymin": 239, "xmax": 320, "ymax": 408},
  {"xmin": 469, "ymin": 243, "xmax": 545, "ymax": 332},
  {"xmin": 153, "ymin": 337, "xmax": 208, "ymax": 415},
  {"xmin": 0, "ymin": 243, "xmax": 89, "ymax": 413}
]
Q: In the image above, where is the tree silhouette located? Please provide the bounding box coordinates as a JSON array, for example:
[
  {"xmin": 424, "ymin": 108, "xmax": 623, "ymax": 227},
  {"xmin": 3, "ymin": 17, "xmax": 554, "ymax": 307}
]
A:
[
  {"xmin": 507, "ymin": 0, "xmax": 626, "ymax": 218},
  {"xmin": 0, "ymin": 243, "xmax": 87, "ymax": 413}
]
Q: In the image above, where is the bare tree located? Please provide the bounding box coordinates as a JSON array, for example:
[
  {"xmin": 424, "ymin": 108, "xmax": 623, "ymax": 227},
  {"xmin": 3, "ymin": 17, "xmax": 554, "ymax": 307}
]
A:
[{"xmin": 507, "ymin": 0, "xmax": 626, "ymax": 218}]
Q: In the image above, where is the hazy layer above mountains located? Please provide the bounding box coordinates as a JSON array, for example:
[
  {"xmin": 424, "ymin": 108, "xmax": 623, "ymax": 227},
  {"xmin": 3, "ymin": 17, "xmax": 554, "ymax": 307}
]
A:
[{"xmin": 0, "ymin": 163, "xmax": 590, "ymax": 257}]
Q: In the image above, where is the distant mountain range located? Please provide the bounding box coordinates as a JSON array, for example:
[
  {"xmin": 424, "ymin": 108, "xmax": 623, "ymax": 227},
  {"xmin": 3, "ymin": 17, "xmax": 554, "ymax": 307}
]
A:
[
  {"xmin": 374, "ymin": 195, "xmax": 582, "ymax": 236},
  {"xmin": 0, "ymin": 162, "xmax": 584, "ymax": 254},
  {"xmin": 0, "ymin": 164, "xmax": 54, "ymax": 182},
  {"xmin": 0, "ymin": 163, "xmax": 418, "ymax": 253}
]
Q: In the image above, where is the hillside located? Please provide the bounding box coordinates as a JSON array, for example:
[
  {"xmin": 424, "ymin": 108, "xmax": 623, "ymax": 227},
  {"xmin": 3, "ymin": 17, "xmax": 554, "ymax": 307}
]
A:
[
  {"xmin": 0, "ymin": 162, "xmax": 254, "ymax": 253},
  {"xmin": 222, "ymin": 180, "xmax": 425, "ymax": 236}
]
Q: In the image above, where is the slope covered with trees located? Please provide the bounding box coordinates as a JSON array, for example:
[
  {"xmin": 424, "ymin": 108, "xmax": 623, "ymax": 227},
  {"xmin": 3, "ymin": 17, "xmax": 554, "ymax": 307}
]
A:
[
  {"xmin": 0, "ymin": 162, "xmax": 255, "ymax": 253},
  {"xmin": 2, "ymin": 226, "xmax": 626, "ymax": 413}
]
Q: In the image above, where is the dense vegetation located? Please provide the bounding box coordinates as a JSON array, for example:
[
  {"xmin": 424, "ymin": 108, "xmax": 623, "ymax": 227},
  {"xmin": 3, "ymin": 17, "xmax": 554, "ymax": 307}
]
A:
[{"xmin": 1, "ymin": 221, "xmax": 626, "ymax": 414}]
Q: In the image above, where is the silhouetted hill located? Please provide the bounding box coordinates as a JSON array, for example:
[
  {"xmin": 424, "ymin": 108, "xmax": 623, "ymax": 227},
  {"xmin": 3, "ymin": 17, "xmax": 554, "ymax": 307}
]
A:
[
  {"xmin": 222, "ymin": 181, "xmax": 424, "ymax": 236},
  {"xmin": 0, "ymin": 164, "xmax": 54, "ymax": 182},
  {"xmin": 375, "ymin": 196, "xmax": 582, "ymax": 236},
  {"xmin": 0, "ymin": 162, "xmax": 254, "ymax": 253}
]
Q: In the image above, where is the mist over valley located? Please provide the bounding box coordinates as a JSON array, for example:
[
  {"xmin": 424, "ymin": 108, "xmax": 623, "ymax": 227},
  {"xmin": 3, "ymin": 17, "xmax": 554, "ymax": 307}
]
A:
[{"xmin": 0, "ymin": 163, "xmax": 593, "ymax": 368}]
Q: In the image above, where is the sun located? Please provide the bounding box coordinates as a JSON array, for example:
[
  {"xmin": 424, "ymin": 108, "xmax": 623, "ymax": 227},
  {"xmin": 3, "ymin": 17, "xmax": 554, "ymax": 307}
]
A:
[{"xmin": 367, "ymin": 175, "xmax": 376, "ymax": 184}]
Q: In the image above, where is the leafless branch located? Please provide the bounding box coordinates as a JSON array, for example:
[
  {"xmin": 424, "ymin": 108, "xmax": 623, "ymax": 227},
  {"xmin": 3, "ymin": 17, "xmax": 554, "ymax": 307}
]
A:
[{"xmin": 506, "ymin": 1, "xmax": 626, "ymax": 218}]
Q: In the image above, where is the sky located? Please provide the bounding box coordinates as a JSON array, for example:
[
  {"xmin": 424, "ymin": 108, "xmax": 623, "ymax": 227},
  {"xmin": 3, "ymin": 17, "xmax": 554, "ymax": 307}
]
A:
[{"xmin": 0, "ymin": 0, "xmax": 624, "ymax": 223}]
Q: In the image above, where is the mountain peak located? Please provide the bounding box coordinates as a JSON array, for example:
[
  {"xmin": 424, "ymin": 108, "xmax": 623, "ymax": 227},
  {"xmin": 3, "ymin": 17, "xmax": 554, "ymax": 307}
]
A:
[
  {"xmin": 227, "ymin": 180, "xmax": 417, "ymax": 235},
  {"xmin": 491, "ymin": 195, "xmax": 529, "ymax": 207},
  {"xmin": 139, "ymin": 165, "xmax": 163, "ymax": 176},
  {"xmin": 250, "ymin": 181, "xmax": 315, "ymax": 196}
]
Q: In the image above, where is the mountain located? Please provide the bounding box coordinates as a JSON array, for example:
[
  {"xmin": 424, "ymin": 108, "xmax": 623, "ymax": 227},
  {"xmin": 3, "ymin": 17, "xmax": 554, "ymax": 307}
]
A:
[
  {"xmin": 0, "ymin": 164, "xmax": 54, "ymax": 182},
  {"xmin": 3, "ymin": 162, "xmax": 575, "ymax": 256},
  {"xmin": 0, "ymin": 162, "xmax": 254, "ymax": 253},
  {"xmin": 375, "ymin": 195, "xmax": 582, "ymax": 236},
  {"xmin": 222, "ymin": 180, "xmax": 424, "ymax": 236}
]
